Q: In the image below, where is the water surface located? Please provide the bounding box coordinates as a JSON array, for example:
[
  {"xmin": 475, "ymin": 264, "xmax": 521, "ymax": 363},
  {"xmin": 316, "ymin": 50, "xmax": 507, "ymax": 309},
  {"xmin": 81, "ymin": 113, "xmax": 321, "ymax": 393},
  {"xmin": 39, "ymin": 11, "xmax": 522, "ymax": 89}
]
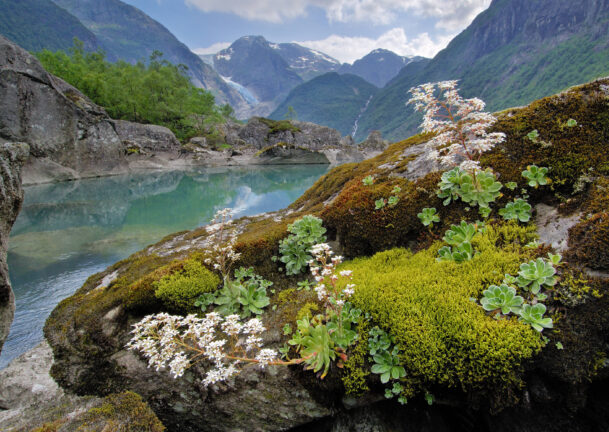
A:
[{"xmin": 1, "ymin": 165, "xmax": 328, "ymax": 368}]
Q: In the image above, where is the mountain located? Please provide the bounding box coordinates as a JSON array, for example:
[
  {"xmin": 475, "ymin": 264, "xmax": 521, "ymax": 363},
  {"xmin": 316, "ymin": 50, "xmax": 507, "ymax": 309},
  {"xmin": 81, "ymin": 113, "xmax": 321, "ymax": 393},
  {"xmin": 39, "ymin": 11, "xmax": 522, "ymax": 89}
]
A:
[
  {"xmin": 0, "ymin": 0, "xmax": 98, "ymax": 53},
  {"xmin": 50, "ymin": 0, "xmax": 251, "ymax": 116},
  {"xmin": 213, "ymin": 36, "xmax": 304, "ymax": 115},
  {"xmin": 269, "ymin": 72, "xmax": 378, "ymax": 137},
  {"xmin": 270, "ymin": 42, "xmax": 341, "ymax": 81},
  {"xmin": 339, "ymin": 49, "xmax": 425, "ymax": 88},
  {"xmin": 211, "ymin": 36, "xmax": 343, "ymax": 117},
  {"xmin": 354, "ymin": 0, "xmax": 609, "ymax": 142}
]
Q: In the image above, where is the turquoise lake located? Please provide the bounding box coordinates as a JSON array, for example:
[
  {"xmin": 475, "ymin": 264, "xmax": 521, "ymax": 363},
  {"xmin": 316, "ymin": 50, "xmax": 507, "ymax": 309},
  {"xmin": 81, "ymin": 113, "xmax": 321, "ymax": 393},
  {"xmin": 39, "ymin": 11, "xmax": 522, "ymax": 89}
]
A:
[{"xmin": 0, "ymin": 165, "xmax": 329, "ymax": 368}]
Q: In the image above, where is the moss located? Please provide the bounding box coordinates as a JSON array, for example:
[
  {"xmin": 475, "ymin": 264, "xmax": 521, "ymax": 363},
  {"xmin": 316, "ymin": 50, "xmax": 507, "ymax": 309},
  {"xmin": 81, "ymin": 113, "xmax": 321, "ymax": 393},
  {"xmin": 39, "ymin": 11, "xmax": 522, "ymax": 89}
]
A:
[
  {"xmin": 482, "ymin": 80, "xmax": 609, "ymax": 197},
  {"xmin": 341, "ymin": 320, "xmax": 370, "ymax": 397},
  {"xmin": 79, "ymin": 391, "xmax": 165, "ymax": 432},
  {"xmin": 154, "ymin": 258, "xmax": 220, "ymax": 312},
  {"xmin": 296, "ymin": 302, "xmax": 319, "ymax": 320},
  {"xmin": 566, "ymin": 212, "xmax": 609, "ymax": 270},
  {"xmin": 345, "ymin": 224, "xmax": 543, "ymax": 400},
  {"xmin": 257, "ymin": 117, "xmax": 301, "ymax": 135}
]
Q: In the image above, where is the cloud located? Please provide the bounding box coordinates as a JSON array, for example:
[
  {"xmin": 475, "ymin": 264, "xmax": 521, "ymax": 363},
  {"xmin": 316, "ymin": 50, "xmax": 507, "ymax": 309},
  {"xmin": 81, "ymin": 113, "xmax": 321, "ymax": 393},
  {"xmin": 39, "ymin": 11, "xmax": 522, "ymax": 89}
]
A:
[
  {"xmin": 184, "ymin": 0, "xmax": 491, "ymax": 30},
  {"xmin": 193, "ymin": 42, "xmax": 231, "ymax": 55},
  {"xmin": 297, "ymin": 28, "xmax": 454, "ymax": 64}
]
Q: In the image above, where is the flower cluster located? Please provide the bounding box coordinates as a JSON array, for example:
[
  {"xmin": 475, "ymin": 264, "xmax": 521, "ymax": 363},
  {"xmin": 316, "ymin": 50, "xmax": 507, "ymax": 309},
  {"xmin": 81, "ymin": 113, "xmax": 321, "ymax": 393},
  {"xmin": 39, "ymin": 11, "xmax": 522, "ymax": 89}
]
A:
[
  {"xmin": 203, "ymin": 208, "xmax": 241, "ymax": 284},
  {"xmin": 127, "ymin": 311, "xmax": 287, "ymax": 386},
  {"xmin": 309, "ymin": 243, "xmax": 355, "ymax": 309},
  {"xmin": 408, "ymin": 80, "xmax": 505, "ymax": 171}
]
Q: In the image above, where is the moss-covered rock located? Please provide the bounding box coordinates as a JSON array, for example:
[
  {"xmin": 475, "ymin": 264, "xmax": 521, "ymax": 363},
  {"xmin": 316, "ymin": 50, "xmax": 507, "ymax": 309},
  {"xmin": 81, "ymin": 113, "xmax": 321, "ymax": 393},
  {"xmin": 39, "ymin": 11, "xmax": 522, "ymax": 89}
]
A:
[{"xmin": 43, "ymin": 78, "xmax": 609, "ymax": 431}]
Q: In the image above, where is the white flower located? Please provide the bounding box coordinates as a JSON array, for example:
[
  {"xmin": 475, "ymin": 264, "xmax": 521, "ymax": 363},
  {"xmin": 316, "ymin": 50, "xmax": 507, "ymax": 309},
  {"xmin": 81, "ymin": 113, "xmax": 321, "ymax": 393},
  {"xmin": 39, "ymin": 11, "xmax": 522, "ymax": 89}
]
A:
[
  {"xmin": 221, "ymin": 315, "xmax": 242, "ymax": 336},
  {"xmin": 339, "ymin": 270, "xmax": 352, "ymax": 277},
  {"xmin": 459, "ymin": 159, "xmax": 481, "ymax": 171},
  {"xmin": 255, "ymin": 349, "xmax": 278, "ymax": 368},
  {"xmin": 245, "ymin": 335, "xmax": 263, "ymax": 352},
  {"xmin": 242, "ymin": 318, "xmax": 265, "ymax": 335}
]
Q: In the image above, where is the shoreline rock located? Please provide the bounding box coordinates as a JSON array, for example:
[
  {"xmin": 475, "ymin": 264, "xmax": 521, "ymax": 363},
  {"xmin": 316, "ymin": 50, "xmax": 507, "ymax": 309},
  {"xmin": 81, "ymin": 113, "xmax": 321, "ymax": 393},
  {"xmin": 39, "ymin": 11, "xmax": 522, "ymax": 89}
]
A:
[{"xmin": 0, "ymin": 142, "xmax": 28, "ymax": 353}]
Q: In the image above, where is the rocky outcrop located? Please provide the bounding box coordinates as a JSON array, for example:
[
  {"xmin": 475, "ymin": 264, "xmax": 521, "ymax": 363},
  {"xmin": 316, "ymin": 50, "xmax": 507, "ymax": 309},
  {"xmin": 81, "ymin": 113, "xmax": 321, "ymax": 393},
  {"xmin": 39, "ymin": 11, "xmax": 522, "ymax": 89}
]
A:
[
  {"xmin": 0, "ymin": 342, "xmax": 164, "ymax": 431},
  {"xmin": 0, "ymin": 141, "xmax": 28, "ymax": 354},
  {"xmin": 0, "ymin": 35, "xmax": 183, "ymax": 185},
  {"xmin": 255, "ymin": 144, "xmax": 331, "ymax": 165}
]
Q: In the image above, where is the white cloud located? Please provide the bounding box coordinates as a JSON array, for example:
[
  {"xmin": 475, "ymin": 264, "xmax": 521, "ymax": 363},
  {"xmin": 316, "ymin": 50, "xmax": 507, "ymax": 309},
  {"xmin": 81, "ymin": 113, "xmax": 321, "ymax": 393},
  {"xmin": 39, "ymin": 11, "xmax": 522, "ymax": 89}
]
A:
[
  {"xmin": 184, "ymin": 0, "xmax": 491, "ymax": 30},
  {"xmin": 193, "ymin": 42, "xmax": 231, "ymax": 55},
  {"xmin": 297, "ymin": 28, "xmax": 454, "ymax": 64}
]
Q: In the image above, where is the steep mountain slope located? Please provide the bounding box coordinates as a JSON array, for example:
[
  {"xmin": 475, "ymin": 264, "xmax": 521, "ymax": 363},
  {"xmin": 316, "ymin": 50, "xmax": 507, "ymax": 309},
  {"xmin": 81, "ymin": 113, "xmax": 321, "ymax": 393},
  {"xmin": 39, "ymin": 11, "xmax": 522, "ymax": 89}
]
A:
[
  {"xmin": 269, "ymin": 72, "xmax": 378, "ymax": 137},
  {"xmin": 339, "ymin": 49, "xmax": 424, "ymax": 88},
  {"xmin": 51, "ymin": 0, "xmax": 250, "ymax": 116},
  {"xmin": 214, "ymin": 36, "xmax": 304, "ymax": 115},
  {"xmin": 0, "ymin": 0, "xmax": 98, "ymax": 52},
  {"xmin": 355, "ymin": 0, "xmax": 609, "ymax": 141}
]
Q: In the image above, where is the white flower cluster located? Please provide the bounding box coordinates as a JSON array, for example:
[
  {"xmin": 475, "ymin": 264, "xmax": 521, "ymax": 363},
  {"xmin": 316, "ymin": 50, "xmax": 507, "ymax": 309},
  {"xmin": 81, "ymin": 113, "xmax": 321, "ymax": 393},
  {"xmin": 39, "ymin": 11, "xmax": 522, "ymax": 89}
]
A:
[
  {"xmin": 127, "ymin": 312, "xmax": 278, "ymax": 386},
  {"xmin": 204, "ymin": 208, "xmax": 241, "ymax": 281},
  {"xmin": 408, "ymin": 80, "xmax": 505, "ymax": 171},
  {"xmin": 308, "ymin": 243, "xmax": 355, "ymax": 308}
]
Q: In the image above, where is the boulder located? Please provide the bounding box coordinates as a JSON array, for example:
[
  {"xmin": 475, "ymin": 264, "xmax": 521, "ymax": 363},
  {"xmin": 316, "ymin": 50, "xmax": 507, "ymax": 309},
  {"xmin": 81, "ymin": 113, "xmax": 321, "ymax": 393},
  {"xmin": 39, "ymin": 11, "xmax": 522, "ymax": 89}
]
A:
[
  {"xmin": 0, "ymin": 141, "xmax": 28, "ymax": 354},
  {"xmin": 114, "ymin": 119, "xmax": 180, "ymax": 153},
  {"xmin": 0, "ymin": 35, "xmax": 126, "ymax": 184}
]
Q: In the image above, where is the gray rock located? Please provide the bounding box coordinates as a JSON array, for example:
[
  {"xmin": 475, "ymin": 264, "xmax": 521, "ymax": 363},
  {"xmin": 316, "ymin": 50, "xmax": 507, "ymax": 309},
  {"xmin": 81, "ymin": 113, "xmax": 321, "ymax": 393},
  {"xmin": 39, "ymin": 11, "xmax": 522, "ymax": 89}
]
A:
[
  {"xmin": 255, "ymin": 145, "xmax": 331, "ymax": 165},
  {"xmin": 113, "ymin": 119, "xmax": 180, "ymax": 153},
  {"xmin": 358, "ymin": 131, "xmax": 388, "ymax": 153},
  {"xmin": 535, "ymin": 204, "xmax": 581, "ymax": 252},
  {"xmin": 0, "ymin": 141, "xmax": 28, "ymax": 354}
]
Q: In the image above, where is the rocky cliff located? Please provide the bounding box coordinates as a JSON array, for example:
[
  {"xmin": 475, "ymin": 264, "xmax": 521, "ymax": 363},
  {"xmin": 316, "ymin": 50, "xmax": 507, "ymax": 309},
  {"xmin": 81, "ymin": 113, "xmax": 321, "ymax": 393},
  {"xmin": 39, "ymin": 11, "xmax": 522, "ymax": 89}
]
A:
[
  {"xmin": 0, "ymin": 142, "xmax": 28, "ymax": 354},
  {"xmin": 0, "ymin": 35, "xmax": 187, "ymax": 184}
]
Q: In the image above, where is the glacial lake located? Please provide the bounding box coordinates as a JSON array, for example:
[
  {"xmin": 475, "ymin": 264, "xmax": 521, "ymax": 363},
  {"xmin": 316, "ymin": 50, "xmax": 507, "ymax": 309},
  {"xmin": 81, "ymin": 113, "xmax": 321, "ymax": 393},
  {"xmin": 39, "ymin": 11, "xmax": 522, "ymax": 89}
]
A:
[{"xmin": 1, "ymin": 165, "xmax": 329, "ymax": 368}]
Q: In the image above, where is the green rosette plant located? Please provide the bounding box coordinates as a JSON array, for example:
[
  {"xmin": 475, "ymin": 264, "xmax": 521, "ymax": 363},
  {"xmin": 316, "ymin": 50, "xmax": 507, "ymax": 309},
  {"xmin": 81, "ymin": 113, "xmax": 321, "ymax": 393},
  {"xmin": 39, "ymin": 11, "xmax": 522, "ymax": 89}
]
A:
[
  {"xmin": 443, "ymin": 221, "xmax": 477, "ymax": 246},
  {"xmin": 289, "ymin": 316, "xmax": 339, "ymax": 379},
  {"xmin": 518, "ymin": 303, "xmax": 553, "ymax": 332},
  {"xmin": 522, "ymin": 165, "xmax": 550, "ymax": 188},
  {"xmin": 370, "ymin": 346, "xmax": 406, "ymax": 384},
  {"xmin": 516, "ymin": 258, "xmax": 557, "ymax": 294},
  {"xmin": 279, "ymin": 215, "xmax": 326, "ymax": 275},
  {"xmin": 499, "ymin": 198, "xmax": 533, "ymax": 222},
  {"xmin": 418, "ymin": 207, "xmax": 440, "ymax": 228},
  {"xmin": 481, "ymin": 284, "xmax": 524, "ymax": 314},
  {"xmin": 214, "ymin": 267, "xmax": 272, "ymax": 317}
]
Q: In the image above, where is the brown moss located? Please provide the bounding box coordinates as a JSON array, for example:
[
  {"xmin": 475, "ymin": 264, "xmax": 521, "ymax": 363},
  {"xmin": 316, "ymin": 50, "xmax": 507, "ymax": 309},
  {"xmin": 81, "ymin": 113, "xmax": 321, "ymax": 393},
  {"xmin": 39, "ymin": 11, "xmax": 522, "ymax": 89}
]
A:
[
  {"xmin": 79, "ymin": 391, "xmax": 165, "ymax": 432},
  {"xmin": 483, "ymin": 80, "xmax": 609, "ymax": 198},
  {"xmin": 565, "ymin": 212, "xmax": 609, "ymax": 270}
]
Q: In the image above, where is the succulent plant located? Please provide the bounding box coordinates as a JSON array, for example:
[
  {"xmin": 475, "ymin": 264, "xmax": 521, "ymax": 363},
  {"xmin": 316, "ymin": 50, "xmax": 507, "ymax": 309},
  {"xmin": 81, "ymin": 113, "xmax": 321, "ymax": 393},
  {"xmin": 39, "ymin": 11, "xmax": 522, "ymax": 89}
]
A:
[
  {"xmin": 518, "ymin": 303, "xmax": 553, "ymax": 332},
  {"xmin": 289, "ymin": 317, "xmax": 338, "ymax": 379},
  {"xmin": 371, "ymin": 346, "xmax": 406, "ymax": 384},
  {"xmin": 214, "ymin": 267, "xmax": 272, "ymax": 317},
  {"xmin": 499, "ymin": 198, "xmax": 533, "ymax": 222},
  {"xmin": 443, "ymin": 221, "xmax": 478, "ymax": 246},
  {"xmin": 418, "ymin": 207, "xmax": 440, "ymax": 227},
  {"xmin": 375, "ymin": 198, "xmax": 386, "ymax": 210},
  {"xmin": 522, "ymin": 165, "xmax": 550, "ymax": 188},
  {"xmin": 279, "ymin": 215, "xmax": 326, "ymax": 275},
  {"xmin": 480, "ymin": 284, "xmax": 524, "ymax": 314},
  {"xmin": 516, "ymin": 258, "xmax": 557, "ymax": 294},
  {"xmin": 437, "ymin": 242, "xmax": 474, "ymax": 262},
  {"xmin": 362, "ymin": 175, "xmax": 374, "ymax": 186}
]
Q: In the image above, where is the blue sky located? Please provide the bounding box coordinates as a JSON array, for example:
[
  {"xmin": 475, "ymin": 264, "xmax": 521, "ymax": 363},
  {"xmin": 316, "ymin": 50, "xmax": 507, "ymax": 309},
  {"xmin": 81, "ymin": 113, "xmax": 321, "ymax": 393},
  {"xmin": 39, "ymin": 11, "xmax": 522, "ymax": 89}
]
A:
[{"xmin": 122, "ymin": 0, "xmax": 492, "ymax": 63}]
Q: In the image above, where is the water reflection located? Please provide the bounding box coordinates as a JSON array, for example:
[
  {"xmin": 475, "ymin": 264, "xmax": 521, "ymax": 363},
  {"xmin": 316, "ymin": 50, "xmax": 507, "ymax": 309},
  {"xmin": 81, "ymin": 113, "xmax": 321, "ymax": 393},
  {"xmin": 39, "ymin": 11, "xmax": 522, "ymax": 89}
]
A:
[{"xmin": 1, "ymin": 165, "xmax": 328, "ymax": 368}]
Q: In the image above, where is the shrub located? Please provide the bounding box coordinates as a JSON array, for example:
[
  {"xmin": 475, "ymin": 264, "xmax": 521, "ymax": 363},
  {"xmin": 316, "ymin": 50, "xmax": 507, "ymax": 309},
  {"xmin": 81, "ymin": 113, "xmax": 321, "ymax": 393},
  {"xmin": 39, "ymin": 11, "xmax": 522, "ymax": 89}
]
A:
[{"xmin": 154, "ymin": 259, "xmax": 220, "ymax": 311}]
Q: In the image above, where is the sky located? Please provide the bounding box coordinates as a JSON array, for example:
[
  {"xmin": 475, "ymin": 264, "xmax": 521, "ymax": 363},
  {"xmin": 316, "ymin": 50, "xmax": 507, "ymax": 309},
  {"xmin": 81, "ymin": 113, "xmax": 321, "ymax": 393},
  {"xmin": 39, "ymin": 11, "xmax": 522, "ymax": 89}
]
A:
[{"xmin": 121, "ymin": 0, "xmax": 492, "ymax": 64}]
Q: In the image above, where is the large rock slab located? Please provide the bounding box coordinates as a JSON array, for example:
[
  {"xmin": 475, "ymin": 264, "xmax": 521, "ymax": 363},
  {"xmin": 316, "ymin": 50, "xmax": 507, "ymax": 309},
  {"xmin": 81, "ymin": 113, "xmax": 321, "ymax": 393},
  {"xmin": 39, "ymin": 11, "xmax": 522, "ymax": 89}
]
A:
[{"xmin": 0, "ymin": 141, "xmax": 28, "ymax": 353}]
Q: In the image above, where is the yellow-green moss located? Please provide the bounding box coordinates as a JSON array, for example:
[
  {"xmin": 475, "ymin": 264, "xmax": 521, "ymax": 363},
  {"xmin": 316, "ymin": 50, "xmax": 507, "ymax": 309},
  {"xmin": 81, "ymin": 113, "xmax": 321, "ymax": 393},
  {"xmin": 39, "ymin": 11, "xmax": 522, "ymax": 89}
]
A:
[
  {"xmin": 154, "ymin": 258, "xmax": 220, "ymax": 312},
  {"xmin": 79, "ymin": 391, "xmax": 165, "ymax": 431},
  {"xmin": 345, "ymin": 224, "xmax": 543, "ymax": 397},
  {"xmin": 296, "ymin": 302, "xmax": 319, "ymax": 320},
  {"xmin": 341, "ymin": 320, "xmax": 370, "ymax": 397}
]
